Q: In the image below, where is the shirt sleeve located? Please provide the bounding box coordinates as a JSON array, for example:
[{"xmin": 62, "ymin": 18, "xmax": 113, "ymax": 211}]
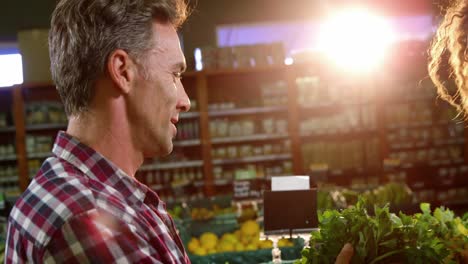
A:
[{"xmin": 42, "ymin": 209, "xmax": 164, "ymax": 264}]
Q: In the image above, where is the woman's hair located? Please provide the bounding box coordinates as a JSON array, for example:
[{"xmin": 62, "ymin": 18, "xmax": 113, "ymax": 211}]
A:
[
  {"xmin": 49, "ymin": 0, "xmax": 188, "ymax": 116},
  {"xmin": 429, "ymin": 0, "xmax": 468, "ymax": 116}
]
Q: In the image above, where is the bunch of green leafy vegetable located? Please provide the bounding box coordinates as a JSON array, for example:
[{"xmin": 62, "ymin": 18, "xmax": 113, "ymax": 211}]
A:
[{"xmin": 297, "ymin": 198, "xmax": 468, "ymax": 264}]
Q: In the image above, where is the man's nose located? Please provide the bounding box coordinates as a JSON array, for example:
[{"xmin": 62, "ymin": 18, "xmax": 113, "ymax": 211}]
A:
[{"xmin": 177, "ymin": 84, "xmax": 191, "ymax": 112}]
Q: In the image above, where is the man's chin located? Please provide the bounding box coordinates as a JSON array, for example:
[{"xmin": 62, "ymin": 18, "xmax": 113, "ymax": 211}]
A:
[{"xmin": 143, "ymin": 142, "xmax": 173, "ymax": 158}]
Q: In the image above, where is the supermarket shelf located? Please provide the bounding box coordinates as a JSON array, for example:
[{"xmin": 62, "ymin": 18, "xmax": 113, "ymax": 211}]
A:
[
  {"xmin": 0, "ymin": 154, "xmax": 17, "ymax": 162},
  {"xmin": 180, "ymin": 112, "xmax": 200, "ymax": 119},
  {"xmin": 0, "ymin": 176, "xmax": 18, "ymax": 183},
  {"xmin": 28, "ymin": 152, "xmax": 53, "ymax": 159},
  {"xmin": 214, "ymin": 179, "xmax": 231, "ymax": 186},
  {"xmin": 173, "ymin": 139, "xmax": 201, "ymax": 147},
  {"xmin": 193, "ymin": 181, "xmax": 204, "ymax": 187},
  {"xmin": 389, "ymin": 141, "xmax": 431, "ymax": 150},
  {"xmin": 212, "ymin": 153, "xmax": 291, "ymax": 165},
  {"xmin": 386, "ymin": 121, "xmax": 459, "ymax": 130},
  {"xmin": 433, "ymin": 138, "xmax": 465, "ymax": 146},
  {"xmin": 198, "ymin": 64, "xmax": 286, "ymax": 76},
  {"xmin": 395, "ymin": 159, "xmax": 465, "ymax": 169},
  {"xmin": 300, "ymin": 100, "xmax": 372, "ymax": 110},
  {"xmin": 26, "ymin": 123, "xmax": 67, "ymax": 131},
  {"xmin": 212, "ymin": 133, "xmax": 289, "ymax": 144},
  {"xmin": 140, "ymin": 160, "xmax": 203, "ymax": 171},
  {"xmin": 0, "ymin": 126, "xmax": 16, "ymax": 133},
  {"xmin": 390, "ymin": 138, "xmax": 465, "ymax": 151},
  {"xmin": 386, "ymin": 95, "xmax": 435, "ymax": 104},
  {"xmin": 208, "ymin": 106, "xmax": 287, "ymax": 117},
  {"xmin": 300, "ymin": 130, "xmax": 377, "ymax": 141},
  {"xmin": 150, "ymin": 184, "xmax": 167, "ymax": 191},
  {"xmin": 171, "ymin": 180, "xmax": 192, "ymax": 189}
]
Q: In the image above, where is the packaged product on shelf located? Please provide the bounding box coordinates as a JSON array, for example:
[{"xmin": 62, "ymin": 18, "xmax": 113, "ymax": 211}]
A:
[
  {"xmin": 262, "ymin": 118, "xmax": 274, "ymax": 134},
  {"xmin": 0, "ymin": 113, "xmax": 8, "ymax": 127},
  {"xmin": 196, "ymin": 46, "xmax": 217, "ymax": 70},
  {"xmin": 217, "ymin": 47, "xmax": 234, "ymax": 69}
]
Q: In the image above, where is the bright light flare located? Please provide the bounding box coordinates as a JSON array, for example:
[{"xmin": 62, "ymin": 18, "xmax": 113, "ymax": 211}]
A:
[
  {"xmin": 317, "ymin": 8, "xmax": 395, "ymax": 72},
  {"xmin": 0, "ymin": 54, "xmax": 23, "ymax": 87}
]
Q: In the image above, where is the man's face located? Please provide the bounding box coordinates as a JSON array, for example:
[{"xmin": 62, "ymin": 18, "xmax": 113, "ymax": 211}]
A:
[{"xmin": 128, "ymin": 21, "xmax": 189, "ymax": 157}]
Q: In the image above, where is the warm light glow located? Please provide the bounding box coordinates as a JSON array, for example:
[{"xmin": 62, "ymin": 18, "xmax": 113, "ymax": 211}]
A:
[
  {"xmin": 284, "ymin": 57, "xmax": 294, "ymax": 65},
  {"xmin": 316, "ymin": 7, "xmax": 395, "ymax": 72},
  {"xmin": 0, "ymin": 54, "xmax": 23, "ymax": 87}
]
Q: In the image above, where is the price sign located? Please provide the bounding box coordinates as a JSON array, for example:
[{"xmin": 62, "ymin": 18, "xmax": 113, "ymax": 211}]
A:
[{"xmin": 233, "ymin": 179, "xmax": 262, "ymax": 201}]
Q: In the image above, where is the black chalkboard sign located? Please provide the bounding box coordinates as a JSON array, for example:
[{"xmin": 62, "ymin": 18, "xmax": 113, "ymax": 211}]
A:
[{"xmin": 263, "ymin": 189, "xmax": 318, "ymax": 234}]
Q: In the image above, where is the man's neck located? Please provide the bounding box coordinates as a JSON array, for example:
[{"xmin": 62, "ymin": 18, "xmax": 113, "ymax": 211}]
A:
[{"xmin": 66, "ymin": 110, "xmax": 144, "ymax": 178}]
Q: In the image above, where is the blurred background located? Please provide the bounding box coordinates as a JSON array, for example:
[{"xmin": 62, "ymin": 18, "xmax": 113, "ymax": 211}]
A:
[{"xmin": 0, "ymin": 0, "xmax": 466, "ymax": 262}]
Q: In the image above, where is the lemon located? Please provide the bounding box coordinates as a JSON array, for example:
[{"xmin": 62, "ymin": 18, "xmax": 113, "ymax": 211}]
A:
[
  {"xmin": 234, "ymin": 230, "xmax": 241, "ymax": 239},
  {"xmin": 259, "ymin": 239, "xmax": 273, "ymax": 249},
  {"xmin": 207, "ymin": 248, "xmax": 217, "ymax": 255},
  {"xmin": 193, "ymin": 247, "xmax": 207, "ymax": 256},
  {"xmin": 278, "ymin": 238, "xmax": 291, "ymax": 247},
  {"xmin": 221, "ymin": 233, "xmax": 238, "ymax": 244},
  {"xmin": 240, "ymin": 220, "xmax": 260, "ymax": 236},
  {"xmin": 234, "ymin": 242, "xmax": 245, "ymax": 252},
  {"xmin": 245, "ymin": 243, "xmax": 258, "ymax": 251},
  {"xmin": 200, "ymin": 232, "xmax": 218, "ymax": 250},
  {"xmin": 217, "ymin": 241, "xmax": 235, "ymax": 252},
  {"xmin": 188, "ymin": 238, "xmax": 200, "ymax": 253}
]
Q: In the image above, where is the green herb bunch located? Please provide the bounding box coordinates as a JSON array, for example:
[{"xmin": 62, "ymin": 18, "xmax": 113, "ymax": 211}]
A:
[{"xmin": 298, "ymin": 198, "xmax": 468, "ymax": 264}]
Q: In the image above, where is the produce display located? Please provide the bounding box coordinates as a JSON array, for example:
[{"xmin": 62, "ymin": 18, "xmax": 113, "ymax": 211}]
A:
[
  {"xmin": 299, "ymin": 199, "xmax": 468, "ymax": 263},
  {"xmin": 190, "ymin": 204, "xmax": 236, "ymax": 221},
  {"xmin": 316, "ymin": 182, "xmax": 413, "ymax": 211},
  {"xmin": 187, "ymin": 220, "xmax": 282, "ymax": 256},
  {"xmin": 186, "ymin": 219, "xmax": 302, "ymax": 264}
]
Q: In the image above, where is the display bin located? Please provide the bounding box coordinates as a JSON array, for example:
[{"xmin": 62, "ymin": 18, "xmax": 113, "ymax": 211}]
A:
[
  {"xmin": 188, "ymin": 244, "xmax": 302, "ymax": 264},
  {"xmin": 180, "ymin": 215, "xmax": 303, "ymax": 264}
]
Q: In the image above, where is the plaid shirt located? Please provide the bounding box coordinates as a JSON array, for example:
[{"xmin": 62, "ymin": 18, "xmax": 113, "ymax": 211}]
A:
[{"xmin": 5, "ymin": 131, "xmax": 190, "ymax": 264}]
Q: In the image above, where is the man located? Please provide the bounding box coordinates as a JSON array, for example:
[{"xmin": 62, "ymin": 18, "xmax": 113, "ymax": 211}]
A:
[
  {"xmin": 6, "ymin": 0, "xmax": 191, "ymax": 263},
  {"xmin": 5, "ymin": 0, "xmax": 354, "ymax": 263}
]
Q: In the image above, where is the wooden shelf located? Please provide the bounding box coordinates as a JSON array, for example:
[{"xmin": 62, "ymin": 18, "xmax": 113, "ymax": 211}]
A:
[
  {"xmin": 300, "ymin": 130, "xmax": 377, "ymax": 141},
  {"xmin": 385, "ymin": 95, "xmax": 435, "ymax": 104},
  {"xmin": 173, "ymin": 139, "xmax": 201, "ymax": 147},
  {"xmin": 180, "ymin": 112, "xmax": 200, "ymax": 119},
  {"xmin": 26, "ymin": 123, "xmax": 67, "ymax": 131},
  {"xmin": 212, "ymin": 153, "xmax": 291, "ymax": 165},
  {"xmin": 214, "ymin": 179, "xmax": 231, "ymax": 186},
  {"xmin": 300, "ymin": 100, "xmax": 372, "ymax": 110},
  {"xmin": 208, "ymin": 106, "xmax": 287, "ymax": 117},
  {"xmin": 0, "ymin": 154, "xmax": 17, "ymax": 162},
  {"xmin": 389, "ymin": 138, "xmax": 465, "ymax": 151},
  {"xmin": 195, "ymin": 64, "xmax": 286, "ymax": 76},
  {"xmin": 0, "ymin": 126, "xmax": 16, "ymax": 133},
  {"xmin": 211, "ymin": 133, "xmax": 289, "ymax": 144},
  {"xmin": 140, "ymin": 160, "xmax": 203, "ymax": 171},
  {"xmin": 0, "ymin": 176, "xmax": 18, "ymax": 183},
  {"xmin": 28, "ymin": 152, "xmax": 52, "ymax": 159},
  {"xmin": 386, "ymin": 121, "xmax": 456, "ymax": 130},
  {"xmin": 433, "ymin": 138, "xmax": 465, "ymax": 146}
]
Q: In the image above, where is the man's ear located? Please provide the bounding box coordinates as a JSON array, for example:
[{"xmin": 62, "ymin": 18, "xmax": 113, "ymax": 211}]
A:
[{"xmin": 107, "ymin": 49, "xmax": 137, "ymax": 94}]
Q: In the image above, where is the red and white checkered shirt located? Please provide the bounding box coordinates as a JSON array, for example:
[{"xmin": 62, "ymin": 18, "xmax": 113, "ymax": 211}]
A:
[{"xmin": 5, "ymin": 131, "xmax": 190, "ymax": 263}]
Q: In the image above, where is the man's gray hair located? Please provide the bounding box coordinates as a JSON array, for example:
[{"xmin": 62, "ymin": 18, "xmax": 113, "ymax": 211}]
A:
[{"xmin": 49, "ymin": 0, "xmax": 188, "ymax": 116}]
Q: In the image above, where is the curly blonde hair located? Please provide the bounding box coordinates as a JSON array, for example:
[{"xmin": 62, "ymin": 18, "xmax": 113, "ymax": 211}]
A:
[{"xmin": 429, "ymin": 0, "xmax": 468, "ymax": 115}]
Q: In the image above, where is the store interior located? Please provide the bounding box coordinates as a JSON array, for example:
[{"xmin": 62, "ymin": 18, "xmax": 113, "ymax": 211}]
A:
[{"xmin": 0, "ymin": 0, "xmax": 467, "ymax": 263}]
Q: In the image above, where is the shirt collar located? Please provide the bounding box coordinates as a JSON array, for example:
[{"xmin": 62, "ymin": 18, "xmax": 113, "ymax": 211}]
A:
[{"xmin": 52, "ymin": 131, "xmax": 149, "ymax": 205}]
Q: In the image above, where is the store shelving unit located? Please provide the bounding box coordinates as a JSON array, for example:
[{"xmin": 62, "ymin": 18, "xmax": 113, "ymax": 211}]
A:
[
  {"xmin": 0, "ymin": 87, "xmax": 20, "ymax": 197},
  {"xmin": 3, "ymin": 52, "xmax": 467, "ymax": 207}
]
